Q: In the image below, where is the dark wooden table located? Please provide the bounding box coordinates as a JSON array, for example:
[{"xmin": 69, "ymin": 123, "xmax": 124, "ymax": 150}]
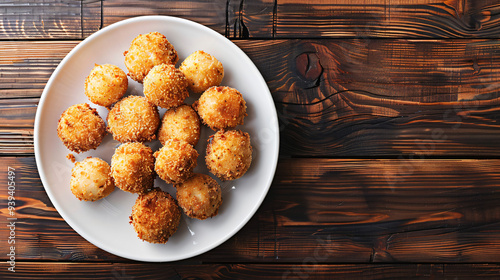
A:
[{"xmin": 2, "ymin": 0, "xmax": 500, "ymax": 278}]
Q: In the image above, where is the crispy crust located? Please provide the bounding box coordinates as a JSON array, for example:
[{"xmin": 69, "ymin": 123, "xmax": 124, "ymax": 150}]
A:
[
  {"xmin": 143, "ymin": 63, "xmax": 189, "ymax": 109},
  {"xmin": 84, "ymin": 64, "xmax": 128, "ymax": 108},
  {"xmin": 158, "ymin": 104, "xmax": 201, "ymax": 147},
  {"xmin": 130, "ymin": 187, "xmax": 181, "ymax": 243},
  {"xmin": 154, "ymin": 139, "xmax": 198, "ymax": 184},
  {"xmin": 124, "ymin": 32, "xmax": 179, "ymax": 83},
  {"xmin": 107, "ymin": 95, "xmax": 160, "ymax": 142},
  {"xmin": 175, "ymin": 173, "xmax": 222, "ymax": 220},
  {"xmin": 179, "ymin": 50, "xmax": 224, "ymax": 94},
  {"xmin": 206, "ymin": 130, "xmax": 252, "ymax": 181},
  {"xmin": 70, "ymin": 157, "xmax": 115, "ymax": 201},
  {"xmin": 111, "ymin": 142, "xmax": 155, "ymax": 194},
  {"xmin": 57, "ymin": 103, "xmax": 106, "ymax": 153},
  {"xmin": 193, "ymin": 86, "xmax": 247, "ymax": 130},
  {"xmin": 66, "ymin": 153, "xmax": 76, "ymax": 163}
]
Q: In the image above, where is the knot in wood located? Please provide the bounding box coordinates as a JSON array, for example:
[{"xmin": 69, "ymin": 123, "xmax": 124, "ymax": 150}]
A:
[{"xmin": 295, "ymin": 52, "xmax": 323, "ymax": 89}]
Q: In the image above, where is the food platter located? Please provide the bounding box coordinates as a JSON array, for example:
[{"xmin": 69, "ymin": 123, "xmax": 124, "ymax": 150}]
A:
[{"xmin": 34, "ymin": 16, "xmax": 279, "ymax": 262}]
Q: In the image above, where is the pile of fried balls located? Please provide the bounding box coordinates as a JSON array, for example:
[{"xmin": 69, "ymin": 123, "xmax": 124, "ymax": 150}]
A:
[{"xmin": 57, "ymin": 32, "xmax": 253, "ymax": 243}]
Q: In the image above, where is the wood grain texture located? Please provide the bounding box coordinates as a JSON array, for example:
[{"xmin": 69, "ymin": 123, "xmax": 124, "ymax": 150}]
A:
[
  {"xmin": 3, "ymin": 39, "xmax": 500, "ymax": 156},
  {"xmin": 271, "ymin": 158, "xmax": 500, "ymax": 263},
  {"xmin": 1, "ymin": 263, "xmax": 500, "ymax": 279},
  {"xmin": 5, "ymin": 0, "xmax": 500, "ymax": 277},
  {"xmin": 82, "ymin": 0, "xmax": 103, "ymax": 38},
  {"xmin": 0, "ymin": 41, "xmax": 76, "ymax": 155},
  {"xmin": 3, "ymin": 1, "xmax": 500, "ymax": 39},
  {"xmin": 0, "ymin": 41, "xmax": 76, "ymax": 99},
  {"xmin": 101, "ymin": 0, "xmax": 500, "ymax": 39},
  {"xmin": 0, "ymin": 0, "xmax": 101, "ymax": 39},
  {"xmin": 102, "ymin": 0, "xmax": 227, "ymax": 35},
  {"xmin": 226, "ymin": 0, "xmax": 274, "ymax": 38},
  {"xmin": 0, "ymin": 99, "xmax": 36, "ymax": 155},
  {"xmin": 275, "ymin": 0, "xmax": 500, "ymax": 39},
  {"xmin": 3, "ymin": 157, "xmax": 500, "ymax": 263},
  {"xmin": 236, "ymin": 39, "xmax": 500, "ymax": 157}
]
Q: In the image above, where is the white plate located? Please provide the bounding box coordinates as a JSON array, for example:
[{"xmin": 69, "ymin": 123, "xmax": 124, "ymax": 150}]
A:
[{"xmin": 34, "ymin": 16, "xmax": 279, "ymax": 262}]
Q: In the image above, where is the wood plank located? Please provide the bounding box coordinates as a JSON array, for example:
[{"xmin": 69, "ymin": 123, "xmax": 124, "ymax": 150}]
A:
[
  {"xmin": 226, "ymin": 0, "xmax": 275, "ymax": 38},
  {"xmin": 3, "ymin": 1, "xmax": 500, "ymax": 40},
  {"xmin": 235, "ymin": 39, "xmax": 500, "ymax": 157},
  {"xmin": 3, "ymin": 39, "xmax": 500, "ymax": 156},
  {"xmin": 180, "ymin": 0, "xmax": 500, "ymax": 39},
  {"xmin": 82, "ymin": 0, "xmax": 103, "ymax": 38},
  {"xmin": 271, "ymin": 158, "xmax": 500, "ymax": 263},
  {"xmin": 3, "ymin": 157, "xmax": 500, "ymax": 263},
  {"xmin": 2, "ymin": 263, "xmax": 500, "ymax": 279},
  {"xmin": 0, "ymin": 41, "xmax": 76, "ymax": 99},
  {"xmin": 275, "ymin": 0, "xmax": 500, "ymax": 39},
  {"xmin": 0, "ymin": 41, "xmax": 77, "ymax": 155},
  {"xmin": 0, "ymin": 99, "xmax": 36, "ymax": 155},
  {"xmin": 102, "ymin": 0, "xmax": 228, "ymax": 36},
  {"xmin": 0, "ymin": 0, "xmax": 100, "ymax": 39}
]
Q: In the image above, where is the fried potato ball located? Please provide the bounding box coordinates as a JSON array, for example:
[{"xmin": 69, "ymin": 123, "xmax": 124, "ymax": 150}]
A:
[
  {"xmin": 70, "ymin": 157, "xmax": 115, "ymax": 201},
  {"xmin": 111, "ymin": 142, "xmax": 155, "ymax": 194},
  {"xmin": 179, "ymin": 50, "xmax": 224, "ymax": 94},
  {"xmin": 143, "ymin": 63, "xmax": 189, "ymax": 109},
  {"xmin": 154, "ymin": 139, "xmax": 198, "ymax": 184},
  {"xmin": 175, "ymin": 173, "xmax": 222, "ymax": 220},
  {"xmin": 124, "ymin": 32, "xmax": 179, "ymax": 83},
  {"xmin": 107, "ymin": 95, "xmax": 160, "ymax": 142},
  {"xmin": 84, "ymin": 64, "xmax": 128, "ymax": 108},
  {"xmin": 194, "ymin": 86, "xmax": 247, "ymax": 130},
  {"xmin": 158, "ymin": 104, "xmax": 200, "ymax": 147},
  {"xmin": 57, "ymin": 103, "xmax": 106, "ymax": 153},
  {"xmin": 130, "ymin": 187, "xmax": 181, "ymax": 243},
  {"xmin": 206, "ymin": 130, "xmax": 252, "ymax": 181}
]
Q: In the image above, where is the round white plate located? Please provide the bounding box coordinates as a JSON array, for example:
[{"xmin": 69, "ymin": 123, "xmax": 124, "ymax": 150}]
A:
[{"xmin": 34, "ymin": 16, "xmax": 279, "ymax": 262}]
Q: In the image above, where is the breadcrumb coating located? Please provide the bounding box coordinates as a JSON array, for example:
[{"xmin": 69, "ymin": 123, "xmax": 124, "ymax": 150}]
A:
[
  {"xmin": 158, "ymin": 104, "xmax": 201, "ymax": 146},
  {"xmin": 57, "ymin": 30, "xmax": 259, "ymax": 243},
  {"xmin": 124, "ymin": 32, "xmax": 179, "ymax": 83},
  {"xmin": 57, "ymin": 103, "xmax": 106, "ymax": 153},
  {"xmin": 143, "ymin": 63, "xmax": 189, "ymax": 109},
  {"xmin": 66, "ymin": 153, "xmax": 76, "ymax": 163},
  {"xmin": 179, "ymin": 50, "xmax": 224, "ymax": 94},
  {"xmin": 193, "ymin": 86, "xmax": 247, "ymax": 130},
  {"xmin": 107, "ymin": 95, "xmax": 160, "ymax": 142},
  {"xmin": 130, "ymin": 187, "xmax": 181, "ymax": 243},
  {"xmin": 111, "ymin": 142, "xmax": 155, "ymax": 194},
  {"xmin": 175, "ymin": 173, "xmax": 222, "ymax": 220},
  {"xmin": 206, "ymin": 130, "xmax": 252, "ymax": 181},
  {"xmin": 84, "ymin": 64, "xmax": 128, "ymax": 108},
  {"xmin": 70, "ymin": 157, "xmax": 115, "ymax": 201},
  {"xmin": 154, "ymin": 139, "xmax": 198, "ymax": 184}
]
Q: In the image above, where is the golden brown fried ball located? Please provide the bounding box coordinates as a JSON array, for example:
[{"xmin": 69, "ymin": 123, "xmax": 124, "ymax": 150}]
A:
[
  {"xmin": 124, "ymin": 32, "xmax": 179, "ymax": 83},
  {"xmin": 130, "ymin": 187, "xmax": 181, "ymax": 243},
  {"xmin": 194, "ymin": 86, "xmax": 247, "ymax": 130},
  {"xmin": 111, "ymin": 142, "xmax": 155, "ymax": 194},
  {"xmin": 143, "ymin": 63, "xmax": 189, "ymax": 109},
  {"xmin": 158, "ymin": 104, "xmax": 201, "ymax": 147},
  {"xmin": 154, "ymin": 139, "xmax": 198, "ymax": 184},
  {"xmin": 175, "ymin": 173, "xmax": 222, "ymax": 220},
  {"xmin": 206, "ymin": 130, "xmax": 252, "ymax": 181},
  {"xmin": 70, "ymin": 157, "xmax": 115, "ymax": 201},
  {"xmin": 57, "ymin": 103, "xmax": 106, "ymax": 153},
  {"xmin": 179, "ymin": 50, "xmax": 224, "ymax": 94},
  {"xmin": 84, "ymin": 64, "xmax": 128, "ymax": 108},
  {"xmin": 107, "ymin": 95, "xmax": 160, "ymax": 142}
]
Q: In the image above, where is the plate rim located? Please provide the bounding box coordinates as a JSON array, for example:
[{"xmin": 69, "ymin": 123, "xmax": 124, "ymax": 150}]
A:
[{"xmin": 34, "ymin": 15, "xmax": 280, "ymax": 262}]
